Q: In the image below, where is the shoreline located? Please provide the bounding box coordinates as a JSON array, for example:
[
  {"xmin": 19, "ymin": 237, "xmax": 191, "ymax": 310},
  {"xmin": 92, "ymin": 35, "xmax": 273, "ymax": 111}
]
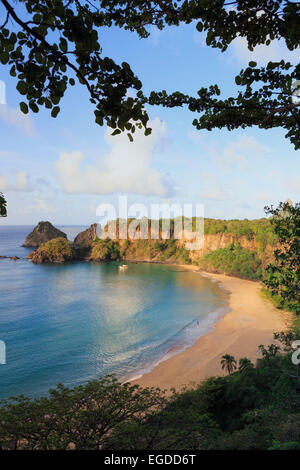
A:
[{"xmin": 131, "ymin": 269, "xmax": 293, "ymax": 391}]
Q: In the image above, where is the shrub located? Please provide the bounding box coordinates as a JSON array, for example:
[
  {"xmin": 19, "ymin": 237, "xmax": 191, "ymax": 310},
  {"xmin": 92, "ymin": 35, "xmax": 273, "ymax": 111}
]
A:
[
  {"xmin": 28, "ymin": 237, "xmax": 75, "ymax": 263},
  {"xmin": 90, "ymin": 240, "xmax": 121, "ymax": 261},
  {"xmin": 201, "ymin": 243, "xmax": 262, "ymax": 279}
]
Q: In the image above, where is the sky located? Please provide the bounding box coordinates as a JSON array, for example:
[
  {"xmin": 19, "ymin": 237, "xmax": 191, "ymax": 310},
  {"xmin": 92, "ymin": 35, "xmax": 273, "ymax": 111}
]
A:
[{"xmin": 0, "ymin": 17, "xmax": 299, "ymax": 226}]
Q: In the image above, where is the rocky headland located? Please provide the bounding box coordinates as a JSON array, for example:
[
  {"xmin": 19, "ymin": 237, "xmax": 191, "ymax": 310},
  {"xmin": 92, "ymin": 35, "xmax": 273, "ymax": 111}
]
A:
[
  {"xmin": 23, "ymin": 221, "xmax": 67, "ymax": 247},
  {"xmin": 27, "ymin": 237, "xmax": 75, "ymax": 264},
  {"xmin": 24, "ymin": 219, "xmax": 277, "ymax": 281}
]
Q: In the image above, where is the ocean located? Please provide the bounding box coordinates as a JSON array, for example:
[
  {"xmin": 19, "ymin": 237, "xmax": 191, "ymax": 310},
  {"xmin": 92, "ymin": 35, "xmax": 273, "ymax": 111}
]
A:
[{"xmin": 0, "ymin": 225, "xmax": 229, "ymax": 399}]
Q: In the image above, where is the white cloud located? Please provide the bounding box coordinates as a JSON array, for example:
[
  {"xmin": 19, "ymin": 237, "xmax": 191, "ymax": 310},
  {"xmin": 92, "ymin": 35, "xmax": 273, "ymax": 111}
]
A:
[
  {"xmin": 34, "ymin": 198, "xmax": 56, "ymax": 213},
  {"xmin": 192, "ymin": 29, "xmax": 206, "ymax": 47},
  {"xmin": 0, "ymin": 104, "xmax": 35, "ymax": 136},
  {"xmin": 187, "ymin": 129, "xmax": 205, "ymax": 144},
  {"xmin": 200, "ymin": 183, "xmax": 228, "ymax": 201},
  {"xmin": 231, "ymin": 37, "xmax": 298, "ymax": 65},
  {"xmin": 198, "ymin": 173, "xmax": 234, "ymax": 201},
  {"xmin": 196, "ymin": 135, "xmax": 270, "ymax": 202},
  {"xmin": 148, "ymin": 26, "xmax": 164, "ymax": 46},
  {"xmin": 56, "ymin": 118, "xmax": 172, "ymax": 197},
  {"xmin": 0, "ymin": 171, "xmax": 32, "ymax": 191},
  {"xmin": 285, "ymin": 177, "xmax": 300, "ymax": 193},
  {"xmin": 216, "ymin": 135, "xmax": 268, "ymax": 169},
  {"xmin": 254, "ymin": 191, "xmax": 275, "ymax": 202},
  {"xmin": 19, "ymin": 197, "xmax": 57, "ymax": 215}
]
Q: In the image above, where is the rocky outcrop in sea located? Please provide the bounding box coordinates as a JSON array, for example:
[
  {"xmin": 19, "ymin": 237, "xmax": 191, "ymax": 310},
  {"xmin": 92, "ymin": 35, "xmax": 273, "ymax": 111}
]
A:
[
  {"xmin": 27, "ymin": 237, "xmax": 75, "ymax": 264},
  {"xmin": 23, "ymin": 221, "xmax": 67, "ymax": 247}
]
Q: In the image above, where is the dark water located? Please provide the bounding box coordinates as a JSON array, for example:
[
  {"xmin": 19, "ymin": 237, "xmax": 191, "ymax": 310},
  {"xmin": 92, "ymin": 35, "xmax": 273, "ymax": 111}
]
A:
[{"xmin": 0, "ymin": 226, "xmax": 228, "ymax": 399}]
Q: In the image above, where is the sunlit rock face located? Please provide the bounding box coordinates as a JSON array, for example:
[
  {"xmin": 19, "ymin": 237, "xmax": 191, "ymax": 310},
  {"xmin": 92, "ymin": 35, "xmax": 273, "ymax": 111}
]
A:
[
  {"xmin": 73, "ymin": 224, "xmax": 100, "ymax": 246},
  {"xmin": 23, "ymin": 221, "xmax": 67, "ymax": 247}
]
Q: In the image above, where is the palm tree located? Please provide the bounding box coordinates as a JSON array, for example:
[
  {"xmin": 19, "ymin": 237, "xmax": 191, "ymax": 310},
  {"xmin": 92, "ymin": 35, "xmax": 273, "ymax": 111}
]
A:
[
  {"xmin": 221, "ymin": 354, "xmax": 237, "ymax": 375},
  {"xmin": 238, "ymin": 357, "xmax": 253, "ymax": 372}
]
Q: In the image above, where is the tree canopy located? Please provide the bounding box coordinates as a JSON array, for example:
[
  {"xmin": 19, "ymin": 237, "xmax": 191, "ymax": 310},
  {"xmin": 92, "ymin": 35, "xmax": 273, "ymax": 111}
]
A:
[
  {"xmin": 0, "ymin": 1, "xmax": 299, "ymax": 145},
  {"xmin": 264, "ymin": 201, "xmax": 300, "ymax": 314},
  {"xmin": 1, "ymin": 342, "xmax": 300, "ymax": 450}
]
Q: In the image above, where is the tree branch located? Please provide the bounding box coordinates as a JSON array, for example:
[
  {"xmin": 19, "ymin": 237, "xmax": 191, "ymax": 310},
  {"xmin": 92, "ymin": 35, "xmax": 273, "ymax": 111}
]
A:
[
  {"xmin": 0, "ymin": 0, "xmax": 97, "ymax": 99},
  {"xmin": 257, "ymin": 102, "xmax": 300, "ymax": 125},
  {"xmin": 0, "ymin": 10, "xmax": 9, "ymax": 29}
]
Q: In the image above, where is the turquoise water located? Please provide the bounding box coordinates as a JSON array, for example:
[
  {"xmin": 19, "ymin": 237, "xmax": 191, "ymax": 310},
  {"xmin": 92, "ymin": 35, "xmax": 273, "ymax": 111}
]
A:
[{"xmin": 0, "ymin": 226, "xmax": 228, "ymax": 399}]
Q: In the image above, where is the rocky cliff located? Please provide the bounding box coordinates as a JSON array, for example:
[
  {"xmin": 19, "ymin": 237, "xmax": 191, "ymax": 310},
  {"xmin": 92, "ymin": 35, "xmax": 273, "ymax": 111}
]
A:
[
  {"xmin": 23, "ymin": 221, "xmax": 67, "ymax": 247},
  {"xmin": 27, "ymin": 221, "xmax": 276, "ymax": 271},
  {"xmin": 74, "ymin": 228, "xmax": 275, "ymax": 265},
  {"xmin": 73, "ymin": 224, "xmax": 100, "ymax": 246}
]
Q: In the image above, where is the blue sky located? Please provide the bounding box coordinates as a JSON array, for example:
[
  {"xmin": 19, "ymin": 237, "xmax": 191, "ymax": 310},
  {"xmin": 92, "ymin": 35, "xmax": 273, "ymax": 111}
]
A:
[{"xmin": 0, "ymin": 20, "xmax": 299, "ymax": 226}]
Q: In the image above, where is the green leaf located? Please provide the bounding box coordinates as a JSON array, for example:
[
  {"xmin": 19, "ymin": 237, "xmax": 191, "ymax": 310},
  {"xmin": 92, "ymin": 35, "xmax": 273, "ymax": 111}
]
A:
[
  {"xmin": 51, "ymin": 95, "xmax": 60, "ymax": 105},
  {"xmin": 94, "ymin": 111, "xmax": 103, "ymax": 126},
  {"xmin": 196, "ymin": 22, "xmax": 203, "ymax": 32},
  {"xmin": 249, "ymin": 61, "xmax": 257, "ymax": 68},
  {"xmin": 127, "ymin": 133, "xmax": 133, "ymax": 142},
  {"xmin": 29, "ymin": 101, "xmax": 39, "ymax": 113},
  {"xmin": 144, "ymin": 128, "xmax": 152, "ymax": 136},
  {"xmin": 59, "ymin": 38, "xmax": 68, "ymax": 53},
  {"xmin": 16, "ymin": 81, "xmax": 27, "ymax": 95},
  {"xmin": 33, "ymin": 14, "xmax": 42, "ymax": 23},
  {"xmin": 0, "ymin": 52, "xmax": 9, "ymax": 65},
  {"xmin": 111, "ymin": 129, "xmax": 121, "ymax": 136},
  {"xmin": 45, "ymin": 99, "xmax": 52, "ymax": 109},
  {"xmin": 19, "ymin": 102, "xmax": 28, "ymax": 114},
  {"xmin": 51, "ymin": 106, "xmax": 60, "ymax": 118}
]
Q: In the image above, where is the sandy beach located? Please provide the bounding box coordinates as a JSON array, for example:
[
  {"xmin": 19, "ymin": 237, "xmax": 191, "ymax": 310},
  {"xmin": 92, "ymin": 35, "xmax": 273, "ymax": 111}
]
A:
[{"xmin": 132, "ymin": 269, "xmax": 293, "ymax": 391}]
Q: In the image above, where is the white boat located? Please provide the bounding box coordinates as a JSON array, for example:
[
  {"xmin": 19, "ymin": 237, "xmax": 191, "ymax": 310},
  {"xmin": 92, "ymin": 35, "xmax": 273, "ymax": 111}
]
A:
[{"xmin": 119, "ymin": 264, "xmax": 128, "ymax": 271}]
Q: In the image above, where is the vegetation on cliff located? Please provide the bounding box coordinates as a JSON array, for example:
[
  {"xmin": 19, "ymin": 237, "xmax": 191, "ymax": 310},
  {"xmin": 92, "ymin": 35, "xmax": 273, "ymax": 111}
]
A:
[
  {"xmin": 89, "ymin": 239, "xmax": 121, "ymax": 262},
  {"xmin": 200, "ymin": 243, "xmax": 263, "ymax": 280},
  {"xmin": 24, "ymin": 215, "xmax": 281, "ymax": 279},
  {"xmin": 101, "ymin": 216, "xmax": 278, "ymax": 271},
  {"xmin": 199, "ymin": 203, "xmax": 300, "ymax": 301},
  {"xmin": 121, "ymin": 238, "xmax": 191, "ymax": 265},
  {"xmin": 28, "ymin": 238, "xmax": 75, "ymax": 264},
  {"xmin": 25, "ymin": 209, "xmax": 296, "ymax": 291},
  {"xmin": 204, "ymin": 218, "xmax": 278, "ymax": 250},
  {"xmin": 105, "ymin": 216, "xmax": 277, "ymax": 249}
]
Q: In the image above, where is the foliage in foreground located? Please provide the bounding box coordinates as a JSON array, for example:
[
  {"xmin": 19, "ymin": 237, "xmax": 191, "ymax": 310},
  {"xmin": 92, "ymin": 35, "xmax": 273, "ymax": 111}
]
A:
[
  {"xmin": 264, "ymin": 202, "xmax": 300, "ymax": 315},
  {"xmin": 0, "ymin": 1, "xmax": 299, "ymax": 146},
  {"xmin": 0, "ymin": 192, "xmax": 7, "ymax": 217},
  {"xmin": 1, "ymin": 333, "xmax": 300, "ymax": 450}
]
